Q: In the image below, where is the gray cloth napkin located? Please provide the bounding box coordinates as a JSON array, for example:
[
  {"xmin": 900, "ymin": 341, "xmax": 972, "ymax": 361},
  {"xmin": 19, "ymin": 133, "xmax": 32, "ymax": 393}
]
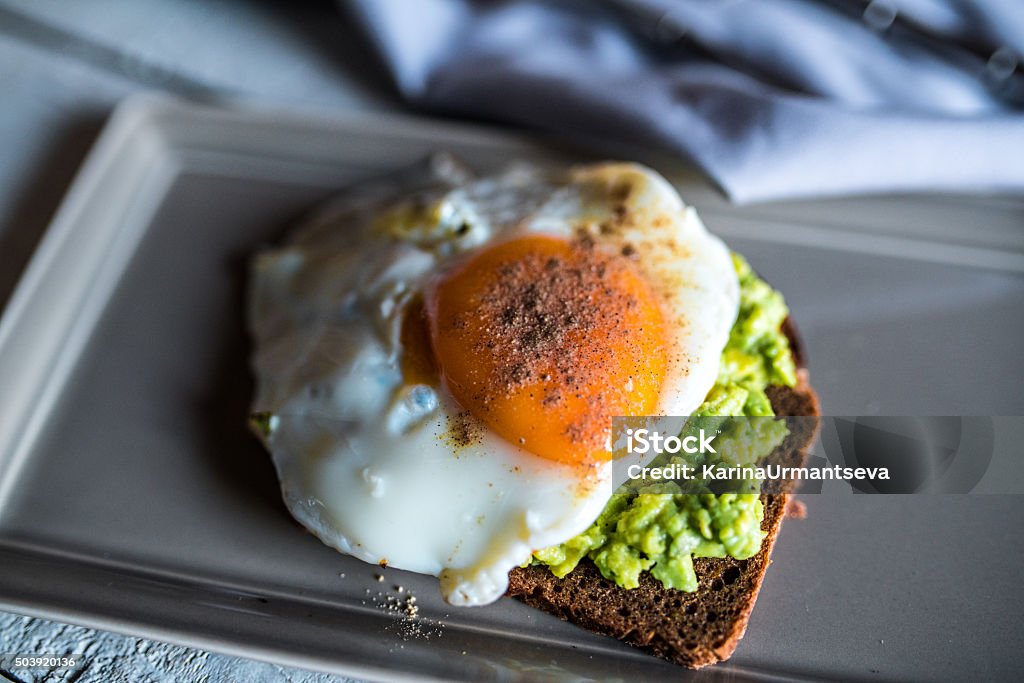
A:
[{"xmin": 343, "ymin": 0, "xmax": 1024, "ymax": 202}]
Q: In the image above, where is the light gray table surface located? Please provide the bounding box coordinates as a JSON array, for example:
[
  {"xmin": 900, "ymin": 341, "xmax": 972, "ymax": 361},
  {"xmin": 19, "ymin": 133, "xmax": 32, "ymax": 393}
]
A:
[{"xmin": 1, "ymin": 2, "xmax": 1022, "ymax": 683}]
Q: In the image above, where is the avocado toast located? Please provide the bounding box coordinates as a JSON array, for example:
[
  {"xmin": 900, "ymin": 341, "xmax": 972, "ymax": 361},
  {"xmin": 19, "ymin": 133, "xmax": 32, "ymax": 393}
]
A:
[{"xmin": 507, "ymin": 316, "xmax": 820, "ymax": 668}]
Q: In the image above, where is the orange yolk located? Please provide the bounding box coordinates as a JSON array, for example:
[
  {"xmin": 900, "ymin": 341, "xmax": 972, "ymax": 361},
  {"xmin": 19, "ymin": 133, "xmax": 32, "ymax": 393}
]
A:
[{"xmin": 426, "ymin": 235, "xmax": 667, "ymax": 466}]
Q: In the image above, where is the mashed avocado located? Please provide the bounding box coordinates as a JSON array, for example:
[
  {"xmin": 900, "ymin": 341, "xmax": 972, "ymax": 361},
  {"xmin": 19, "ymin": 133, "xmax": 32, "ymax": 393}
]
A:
[{"xmin": 531, "ymin": 253, "xmax": 797, "ymax": 592}]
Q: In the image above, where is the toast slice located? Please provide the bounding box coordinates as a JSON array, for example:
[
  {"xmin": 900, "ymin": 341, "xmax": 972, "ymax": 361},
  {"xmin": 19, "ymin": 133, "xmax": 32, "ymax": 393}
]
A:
[{"xmin": 506, "ymin": 321, "xmax": 820, "ymax": 669}]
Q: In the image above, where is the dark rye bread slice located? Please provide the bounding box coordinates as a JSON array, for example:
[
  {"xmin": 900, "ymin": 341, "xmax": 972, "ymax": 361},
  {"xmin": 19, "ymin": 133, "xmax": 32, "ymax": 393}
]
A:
[{"xmin": 506, "ymin": 321, "xmax": 820, "ymax": 669}]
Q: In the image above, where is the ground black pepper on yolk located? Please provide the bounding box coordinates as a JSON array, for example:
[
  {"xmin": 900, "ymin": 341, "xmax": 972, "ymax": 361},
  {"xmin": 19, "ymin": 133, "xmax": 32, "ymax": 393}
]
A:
[{"xmin": 426, "ymin": 235, "xmax": 668, "ymax": 466}]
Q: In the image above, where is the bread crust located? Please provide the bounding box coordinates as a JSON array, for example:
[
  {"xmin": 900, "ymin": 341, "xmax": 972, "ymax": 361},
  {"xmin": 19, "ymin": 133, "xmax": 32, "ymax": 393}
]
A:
[{"xmin": 506, "ymin": 320, "xmax": 820, "ymax": 669}]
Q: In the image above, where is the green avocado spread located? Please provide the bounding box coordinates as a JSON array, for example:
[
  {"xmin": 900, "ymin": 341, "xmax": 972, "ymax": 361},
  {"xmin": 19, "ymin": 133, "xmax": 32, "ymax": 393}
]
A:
[{"xmin": 531, "ymin": 254, "xmax": 797, "ymax": 592}]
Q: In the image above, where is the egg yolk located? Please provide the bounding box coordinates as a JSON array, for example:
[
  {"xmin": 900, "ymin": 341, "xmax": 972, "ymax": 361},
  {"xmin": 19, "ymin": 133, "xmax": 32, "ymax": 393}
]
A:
[{"xmin": 426, "ymin": 235, "xmax": 668, "ymax": 466}]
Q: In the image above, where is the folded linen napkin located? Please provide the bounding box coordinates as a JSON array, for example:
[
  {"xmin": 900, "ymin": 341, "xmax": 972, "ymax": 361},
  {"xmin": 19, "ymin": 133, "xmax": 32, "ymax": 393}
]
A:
[{"xmin": 343, "ymin": 0, "xmax": 1024, "ymax": 202}]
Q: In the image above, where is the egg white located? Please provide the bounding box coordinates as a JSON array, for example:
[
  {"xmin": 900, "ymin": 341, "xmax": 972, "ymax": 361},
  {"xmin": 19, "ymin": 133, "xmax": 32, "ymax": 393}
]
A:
[{"xmin": 248, "ymin": 162, "xmax": 738, "ymax": 605}]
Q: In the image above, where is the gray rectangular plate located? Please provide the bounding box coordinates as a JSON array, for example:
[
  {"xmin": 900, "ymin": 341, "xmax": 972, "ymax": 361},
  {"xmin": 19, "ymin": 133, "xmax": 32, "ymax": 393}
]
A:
[{"xmin": 0, "ymin": 95, "xmax": 1022, "ymax": 682}]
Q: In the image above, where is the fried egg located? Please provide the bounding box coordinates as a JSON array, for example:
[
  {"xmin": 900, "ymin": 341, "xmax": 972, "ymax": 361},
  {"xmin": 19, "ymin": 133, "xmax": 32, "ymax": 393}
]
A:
[{"xmin": 248, "ymin": 161, "xmax": 739, "ymax": 605}]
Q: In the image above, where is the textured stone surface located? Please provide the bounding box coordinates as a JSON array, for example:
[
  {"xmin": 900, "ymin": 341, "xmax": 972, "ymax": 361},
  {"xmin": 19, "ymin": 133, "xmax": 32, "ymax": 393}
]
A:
[{"xmin": 0, "ymin": 613, "xmax": 353, "ymax": 683}]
